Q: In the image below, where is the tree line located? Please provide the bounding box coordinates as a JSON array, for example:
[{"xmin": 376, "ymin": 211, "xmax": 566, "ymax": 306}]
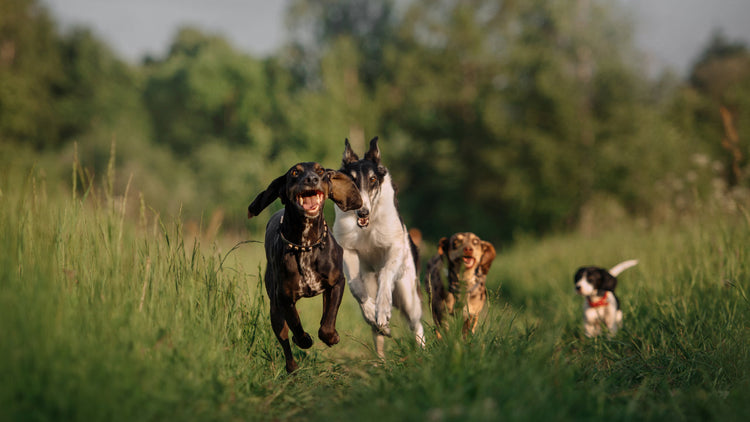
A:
[{"xmin": 1, "ymin": 0, "xmax": 749, "ymax": 244}]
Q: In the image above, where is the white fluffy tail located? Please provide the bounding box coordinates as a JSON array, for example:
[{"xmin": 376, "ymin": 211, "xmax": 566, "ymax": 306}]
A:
[{"xmin": 609, "ymin": 259, "xmax": 638, "ymax": 277}]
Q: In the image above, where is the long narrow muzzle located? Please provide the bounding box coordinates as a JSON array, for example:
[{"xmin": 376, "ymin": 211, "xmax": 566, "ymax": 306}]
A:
[{"xmin": 356, "ymin": 207, "xmax": 370, "ymax": 228}]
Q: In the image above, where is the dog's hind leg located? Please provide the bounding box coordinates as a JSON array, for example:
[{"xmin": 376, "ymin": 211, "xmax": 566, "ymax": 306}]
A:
[
  {"xmin": 395, "ymin": 276, "xmax": 425, "ymax": 348},
  {"xmin": 318, "ymin": 277, "xmax": 345, "ymax": 346},
  {"xmin": 398, "ymin": 305, "xmax": 425, "ymax": 347}
]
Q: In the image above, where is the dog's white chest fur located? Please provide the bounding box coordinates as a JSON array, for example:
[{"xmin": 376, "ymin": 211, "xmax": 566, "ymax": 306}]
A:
[
  {"xmin": 296, "ymin": 253, "xmax": 323, "ymax": 297},
  {"xmin": 582, "ymin": 291, "xmax": 622, "ymax": 337}
]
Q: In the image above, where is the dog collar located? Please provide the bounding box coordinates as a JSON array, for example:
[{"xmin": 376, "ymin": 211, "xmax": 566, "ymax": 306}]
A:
[
  {"xmin": 587, "ymin": 294, "xmax": 609, "ymax": 308},
  {"xmin": 279, "ymin": 221, "xmax": 328, "ymax": 253}
]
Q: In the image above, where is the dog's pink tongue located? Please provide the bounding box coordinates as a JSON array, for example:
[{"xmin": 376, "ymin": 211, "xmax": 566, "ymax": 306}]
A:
[{"xmin": 302, "ymin": 195, "xmax": 320, "ymax": 211}]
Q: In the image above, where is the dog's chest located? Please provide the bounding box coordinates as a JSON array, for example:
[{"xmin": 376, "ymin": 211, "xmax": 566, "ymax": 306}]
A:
[
  {"xmin": 287, "ymin": 220, "xmax": 328, "ymax": 298},
  {"xmin": 335, "ymin": 217, "xmax": 401, "ymax": 256},
  {"xmin": 583, "ymin": 292, "xmax": 618, "ymax": 324},
  {"xmin": 293, "ymin": 253, "xmax": 325, "ymax": 297},
  {"xmin": 459, "ymin": 271, "xmax": 484, "ymax": 295}
]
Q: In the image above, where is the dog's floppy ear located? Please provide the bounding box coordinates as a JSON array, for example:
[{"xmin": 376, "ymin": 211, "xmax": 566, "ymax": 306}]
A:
[
  {"xmin": 364, "ymin": 136, "xmax": 380, "ymax": 164},
  {"xmin": 325, "ymin": 170, "xmax": 363, "ymax": 212},
  {"xmin": 436, "ymin": 237, "xmax": 449, "ymax": 256},
  {"xmin": 247, "ymin": 174, "xmax": 286, "ymax": 218},
  {"xmin": 478, "ymin": 241, "xmax": 496, "ymax": 275},
  {"xmin": 342, "ymin": 138, "xmax": 359, "ymax": 165},
  {"xmin": 599, "ymin": 269, "xmax": 617, "ymax": 292},
  {"xmin": 574, "ymin": 267, "xmax": 586, "ymax": 283}
]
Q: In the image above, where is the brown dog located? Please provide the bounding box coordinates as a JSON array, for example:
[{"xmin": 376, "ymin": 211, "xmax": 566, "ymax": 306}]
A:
[
  {"xmin": 426, "ymin": 232, "xmax": 496, "ymax": 336},
  {"xmin": 247, "ymin": 162, "xmax": 362, "ymax": 373}
]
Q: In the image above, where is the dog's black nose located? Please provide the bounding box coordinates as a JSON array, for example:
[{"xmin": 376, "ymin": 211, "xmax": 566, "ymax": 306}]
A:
[
  {"xmin": 304, "ymin": 174, "xmax": 320, "ymax": 185},
  {"xmin": 356, "ymin": 208, "xmax": 369, "ymax": 218}
]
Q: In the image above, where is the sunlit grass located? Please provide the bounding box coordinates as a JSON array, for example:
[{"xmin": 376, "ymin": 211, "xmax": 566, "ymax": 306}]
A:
[{"xmin": 1, "ymin": 154, "xmax": 749, "ymax": 421}]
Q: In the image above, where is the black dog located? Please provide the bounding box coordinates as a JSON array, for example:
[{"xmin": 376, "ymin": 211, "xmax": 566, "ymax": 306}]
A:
[{"xmin": 248, "ymin": 162, "xmax": 362, "ymax": 373}]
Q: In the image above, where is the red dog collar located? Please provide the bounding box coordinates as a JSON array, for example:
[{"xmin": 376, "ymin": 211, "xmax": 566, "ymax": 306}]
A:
[{"xmin": 587, "ymin": 295, "xmax": 609, "ymax": 308}]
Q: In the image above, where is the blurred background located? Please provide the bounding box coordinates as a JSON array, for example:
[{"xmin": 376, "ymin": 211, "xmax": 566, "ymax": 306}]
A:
[{"xmin": 3, "ymin": 0, "xmax": 750, "ymax": 245}]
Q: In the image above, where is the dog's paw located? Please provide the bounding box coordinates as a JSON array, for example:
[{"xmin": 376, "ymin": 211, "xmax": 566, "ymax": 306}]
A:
[
  {"xmin": 375, "ymin": 309, "xmax": 392, "ymax": 336},
  {"xmin": 360, "ymin": 298, "xmax": 377, "ymax": 325},
  {"xmin": 376, "ymin": 323, "xmax": 391, "ymax": 337},
  {"xmin": 318, "ymin": 328, "xmax": 340, "ymax": 346},
  {"xmin": 293, "ymin": 332, "xmax": 313, "ymax": 349},
  {"xmin": 376, "ymin": 309, "xmax": 391, "ymax": 331},
  {"xmin": 285, "ymin": 360, "xmax": 299, "ymax": 374}
]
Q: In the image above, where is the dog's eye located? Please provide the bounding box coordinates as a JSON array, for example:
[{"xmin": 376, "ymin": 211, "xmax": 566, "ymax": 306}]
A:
[
  {"xmin": 369, "ymin": 176, "xmax": 377, "ymax": 183},
  {"xmin": 290, "ymin": 169, "xmax": 299, "ymax": 177},
  {"xmin": 316, "ymin": 168, "xmax": 325, "ymax": 176}
]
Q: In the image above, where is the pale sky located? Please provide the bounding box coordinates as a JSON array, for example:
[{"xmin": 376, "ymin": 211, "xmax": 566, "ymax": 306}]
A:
[
  {"xmin": 43, "ymin": 0, "xmax": 289, "ymax": 60},
  {"xmin": 42, "ymin": 0, "xmax": 750, "ymax": 76}
]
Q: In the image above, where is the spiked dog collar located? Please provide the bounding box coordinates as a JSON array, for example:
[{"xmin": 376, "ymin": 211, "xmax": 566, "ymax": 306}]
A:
[{"xmin": 279, "ymin": 217, "xmax": 328, "ymax": 252}]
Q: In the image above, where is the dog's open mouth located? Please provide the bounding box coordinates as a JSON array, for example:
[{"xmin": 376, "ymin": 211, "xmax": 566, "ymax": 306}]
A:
[
  {"xmin": 297, "ymin": 190, "xmax": 324, "ymax": 216},
  {"xmin": 462, "ymin": 256, "xmax": 476, "ymax": 268},
  {"xmin": 356, "ymin": 216, "xmax": 369, "ymax": 228}
]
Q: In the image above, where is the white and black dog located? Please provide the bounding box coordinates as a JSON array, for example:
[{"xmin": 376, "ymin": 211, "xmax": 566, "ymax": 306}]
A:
[
  {"xmin": 574, "ymin": 259, "xmax": 638, "ymax": 337},
  {"xmin": 332, "ymin": 137, "xmax": 425, "ymax": 358}
]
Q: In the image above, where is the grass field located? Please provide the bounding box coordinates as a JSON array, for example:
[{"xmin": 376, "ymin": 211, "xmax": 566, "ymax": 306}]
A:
[{"xmin": 2, "ymin": 158, "xmax": 749, "ymax": 421}]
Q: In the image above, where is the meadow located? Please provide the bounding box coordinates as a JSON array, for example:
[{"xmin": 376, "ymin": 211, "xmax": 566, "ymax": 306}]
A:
[{"xmin": 2, "ymin": 154, "xmax": 749, "ymax": 422}]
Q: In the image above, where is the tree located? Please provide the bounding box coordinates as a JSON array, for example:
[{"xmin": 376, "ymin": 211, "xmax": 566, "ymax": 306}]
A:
[
  {"xmin": 0, "ymin": 0, "xmax": 63, "ymax": 147},
  {"xmin": 285, "ymin": 0, "xmax": 396, "ymax": 90},
  {"xmin": 372, "ymin": 0, "xmax": 672, "ymax": 241},
  {"xmin": 142, "ymin": 27, "xmax": 276, "ymax": 156},
  {"xmin": 682, "ymin": 31, "xmax": 750, "ymax": 186}
]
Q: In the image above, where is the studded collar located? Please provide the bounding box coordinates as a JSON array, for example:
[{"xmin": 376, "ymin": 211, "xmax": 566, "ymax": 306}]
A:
[{"xmin": 278, "ymin": 215, "xmax": 328, "ymax": 253}]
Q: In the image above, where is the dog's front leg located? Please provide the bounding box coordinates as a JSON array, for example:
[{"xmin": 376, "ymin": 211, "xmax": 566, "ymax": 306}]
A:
[
  {"xmin": 318, "ymin": 276, "xmax": 345, "ymax": 346},
  {"xmin": 279, "ymin": 297, "xmax": 313, "ymax": 349},
  {"xmin": 374, "ymin": 254, "xmax": 400, "ymax": 334},
  {"xmin": 343, "ymin": 249, "xmax": 378, "ymax": 326}
]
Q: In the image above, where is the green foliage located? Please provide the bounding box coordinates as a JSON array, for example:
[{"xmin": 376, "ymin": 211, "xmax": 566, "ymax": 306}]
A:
[
  {"xmin": 143, "ymin": 27, "xmax": 274, "ymax": 155},
  {"xmin": 671, "ymin": 31, "xmax": 750, "ymax": 187},
  {"xmin": 0, "ymin": 0, "xmax": 64, "ymax": 147},
  {"xmin": 5, "ymin": 0, "xmax": 750, "ymax": 242},
  {"xmin": 286, "ymin": 0, "xmax": 396, "ymax": 89}
]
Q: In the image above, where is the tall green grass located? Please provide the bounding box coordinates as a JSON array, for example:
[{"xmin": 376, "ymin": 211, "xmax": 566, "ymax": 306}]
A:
[{"xmin": 1, "ymin": 152, "xmax": 749, "ymax": 421}]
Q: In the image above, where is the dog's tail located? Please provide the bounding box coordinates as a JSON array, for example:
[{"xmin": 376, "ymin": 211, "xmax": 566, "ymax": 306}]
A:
[{"xmin": 609, "ymin": 259, "xmax": 638, "ymax": 277}]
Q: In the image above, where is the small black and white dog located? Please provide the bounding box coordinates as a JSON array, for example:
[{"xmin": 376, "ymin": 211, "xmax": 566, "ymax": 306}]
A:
[
  {"xmin": 332, "ymin": 137, "xmax": 425, "ymax": 358},
  {"xmin": 574, "ymin": 259, "xmax": 638, "ymax": 337}
]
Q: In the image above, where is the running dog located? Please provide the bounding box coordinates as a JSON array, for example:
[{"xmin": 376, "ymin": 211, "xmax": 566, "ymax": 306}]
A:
[
  {"xmin": 247, "ymin": 162, "xmax": 362, "ymax": 373},
  {"xmin": 574, "ymin": 259, "xmax": 638, "ymax": 337},
  {"xmin": 426, "ymin": 232, "xmax": 496, "ymax": 337},
  {"xmin": 332, "ymin": 137, "xmax": 425, "ymax": 358}
]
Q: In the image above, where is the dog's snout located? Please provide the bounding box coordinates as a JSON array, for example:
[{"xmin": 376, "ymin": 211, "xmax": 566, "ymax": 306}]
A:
[
  {"xmin": 463, "ymin": 246, "xmax": 473, "ymax": 254},
  {"xmin": 356, "ymin": 208, "xmax": 369, "ymax": 218},
  {"xmin": 303, "ymin": 174, "xmax": 320, "ymax": 185}
]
